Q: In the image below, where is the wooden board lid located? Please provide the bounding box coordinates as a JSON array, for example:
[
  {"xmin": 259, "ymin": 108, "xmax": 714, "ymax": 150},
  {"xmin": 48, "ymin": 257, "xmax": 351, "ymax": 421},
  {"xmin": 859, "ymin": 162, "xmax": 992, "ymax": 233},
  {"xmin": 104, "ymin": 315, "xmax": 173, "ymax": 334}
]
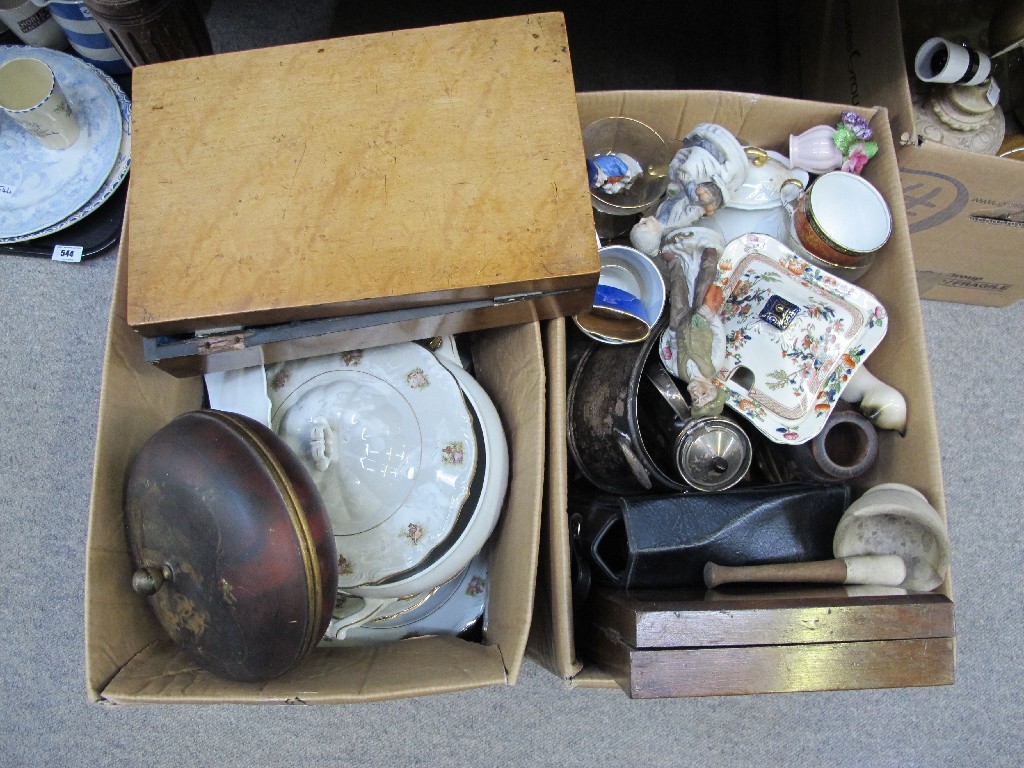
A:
[{"xmin": 126, "ymin": 13, "xmax": 598, "ymax": 335}]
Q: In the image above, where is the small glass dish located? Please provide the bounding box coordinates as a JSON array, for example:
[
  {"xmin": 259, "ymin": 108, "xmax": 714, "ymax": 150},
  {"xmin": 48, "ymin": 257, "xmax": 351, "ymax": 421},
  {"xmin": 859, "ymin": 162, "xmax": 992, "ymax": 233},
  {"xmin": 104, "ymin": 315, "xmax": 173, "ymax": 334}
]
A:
[{"xmin": 582, "ymin": 116, "xmax": 670, "ymax": 216}]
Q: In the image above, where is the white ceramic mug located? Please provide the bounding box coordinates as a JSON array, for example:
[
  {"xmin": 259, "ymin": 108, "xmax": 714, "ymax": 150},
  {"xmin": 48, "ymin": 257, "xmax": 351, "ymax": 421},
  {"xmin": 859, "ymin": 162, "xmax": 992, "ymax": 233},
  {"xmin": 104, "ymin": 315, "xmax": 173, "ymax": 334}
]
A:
[
  {"xmin": 0, "ymin": 56, "xmax": 80, "ymax": 149},
  {"xmin": 0, "ymin": 0, "xmax": 67, "ymax": 48}
]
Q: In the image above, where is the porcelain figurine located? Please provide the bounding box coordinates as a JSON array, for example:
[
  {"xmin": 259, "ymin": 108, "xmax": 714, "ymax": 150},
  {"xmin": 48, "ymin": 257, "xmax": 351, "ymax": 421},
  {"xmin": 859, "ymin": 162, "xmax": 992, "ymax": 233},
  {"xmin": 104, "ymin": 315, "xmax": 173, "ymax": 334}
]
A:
[
  {"xmin": 838, "ymin": 365, "xmax": 908, "ymax": 434},
  {"xmin": 629, "ymin": 123, "xmax": 747, "ymax": 256},
  {"xmin": 832, "ymin": 110, "xmax": 878, "ymax": 174},
  {"xmin": 658, "ymin": 226, "xmax": 730, "ymax": 417},
  {"xmin": 587, "ymin": 151, "xmax": 643, "ymax": 193}
]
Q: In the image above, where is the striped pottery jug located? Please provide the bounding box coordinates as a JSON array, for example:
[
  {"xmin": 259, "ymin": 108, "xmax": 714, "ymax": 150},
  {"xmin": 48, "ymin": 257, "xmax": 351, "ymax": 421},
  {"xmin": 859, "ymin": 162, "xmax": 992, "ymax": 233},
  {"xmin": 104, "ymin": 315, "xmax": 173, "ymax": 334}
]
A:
[{"xmin": 31, "ymin": 0, "xmax": 128, "ymax": 73}]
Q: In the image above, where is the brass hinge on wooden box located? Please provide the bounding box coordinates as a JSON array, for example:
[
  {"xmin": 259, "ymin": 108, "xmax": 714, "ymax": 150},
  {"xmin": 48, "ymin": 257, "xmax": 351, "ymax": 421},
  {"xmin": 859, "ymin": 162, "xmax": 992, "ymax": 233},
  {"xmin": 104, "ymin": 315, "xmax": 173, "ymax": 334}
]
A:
[{"xmin": 141, "ymin": 287, "xmax": 592, "ymax": 377}]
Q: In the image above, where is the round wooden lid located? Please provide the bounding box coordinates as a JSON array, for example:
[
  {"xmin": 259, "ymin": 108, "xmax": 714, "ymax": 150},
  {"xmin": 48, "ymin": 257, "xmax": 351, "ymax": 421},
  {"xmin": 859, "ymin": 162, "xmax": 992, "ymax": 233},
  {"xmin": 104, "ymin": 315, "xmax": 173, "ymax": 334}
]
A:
[{"xmin": 124, "ymin": 410, "xmax": 338, "ymax": 682}]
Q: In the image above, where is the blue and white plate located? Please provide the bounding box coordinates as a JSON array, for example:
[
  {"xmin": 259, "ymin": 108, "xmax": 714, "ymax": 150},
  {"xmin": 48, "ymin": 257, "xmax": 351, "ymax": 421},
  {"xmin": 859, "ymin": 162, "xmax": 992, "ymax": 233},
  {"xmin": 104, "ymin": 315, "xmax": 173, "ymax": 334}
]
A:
[
  {"xmin": 0, "ymin": 55, "xmax": 130, "ymax": 244},
  {"xmin": 0, "ymin": 45, "xmax": 121, "ymax": 239}
]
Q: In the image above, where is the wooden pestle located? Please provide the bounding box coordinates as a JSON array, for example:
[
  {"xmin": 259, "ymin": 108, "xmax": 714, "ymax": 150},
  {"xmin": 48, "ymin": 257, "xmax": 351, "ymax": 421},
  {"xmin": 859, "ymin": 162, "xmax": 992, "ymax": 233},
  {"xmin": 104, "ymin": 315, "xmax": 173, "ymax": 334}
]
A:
[{"xmin": 703, "ymin": 555, "xmax": 907, "ymax": 589}]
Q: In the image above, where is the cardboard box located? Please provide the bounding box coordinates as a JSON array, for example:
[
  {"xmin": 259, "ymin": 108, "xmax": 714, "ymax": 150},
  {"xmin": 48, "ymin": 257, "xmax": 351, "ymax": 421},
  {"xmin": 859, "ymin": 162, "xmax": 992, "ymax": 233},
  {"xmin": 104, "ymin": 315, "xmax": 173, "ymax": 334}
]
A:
[
  {"xmin": 528, "ymin": 90, "xmax": 955, "ymax": 697},
  {"xmin": 124, "ymin": 13, "xmax": 599, "ymax": 375},
  {"xmin": 86, "ymin": 222, "xmax": 547, "ymax": 703},
  {"xmin": 799, "ymin": 0, "xmax": 1024, "ymax": 307}
]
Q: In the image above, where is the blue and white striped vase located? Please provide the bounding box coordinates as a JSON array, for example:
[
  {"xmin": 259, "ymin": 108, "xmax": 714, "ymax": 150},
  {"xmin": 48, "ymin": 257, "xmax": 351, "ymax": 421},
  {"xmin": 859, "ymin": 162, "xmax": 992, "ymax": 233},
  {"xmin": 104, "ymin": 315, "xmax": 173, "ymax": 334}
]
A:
[{"xmin": 30, "ymin": 0, "xmax": 129, "ymax": 74}]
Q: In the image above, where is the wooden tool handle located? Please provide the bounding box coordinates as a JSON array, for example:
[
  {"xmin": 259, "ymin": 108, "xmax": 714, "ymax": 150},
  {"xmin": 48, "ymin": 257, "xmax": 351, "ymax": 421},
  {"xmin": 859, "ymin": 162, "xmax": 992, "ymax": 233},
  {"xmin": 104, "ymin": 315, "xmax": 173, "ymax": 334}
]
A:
[{"xmin": 703, "ymin": 555, "xmax": 906, "ymax": 589}]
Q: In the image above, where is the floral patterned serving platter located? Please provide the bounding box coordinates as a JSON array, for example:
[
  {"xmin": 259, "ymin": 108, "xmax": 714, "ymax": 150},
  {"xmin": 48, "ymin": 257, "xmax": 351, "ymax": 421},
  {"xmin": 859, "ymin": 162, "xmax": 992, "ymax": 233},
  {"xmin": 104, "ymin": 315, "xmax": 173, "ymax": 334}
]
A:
[
  {"xmin": 267, "ymin": 343, "xmax": 478, "ymax": 588},
  {"xmin": 320, "ymin": 548, "xmax": 489, "ymax": 646},
  {"xmin": 660, "ymin": 233, "xmax": 888, "ymax": 444}
]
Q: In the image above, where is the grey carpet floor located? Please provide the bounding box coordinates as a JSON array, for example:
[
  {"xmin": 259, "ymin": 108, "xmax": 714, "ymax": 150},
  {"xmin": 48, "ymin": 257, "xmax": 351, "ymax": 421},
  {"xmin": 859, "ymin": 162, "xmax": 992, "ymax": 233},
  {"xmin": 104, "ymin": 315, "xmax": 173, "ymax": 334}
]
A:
[{"xmin": 1, "ymin": 2, "xmax": 1021, "ymax": 766}]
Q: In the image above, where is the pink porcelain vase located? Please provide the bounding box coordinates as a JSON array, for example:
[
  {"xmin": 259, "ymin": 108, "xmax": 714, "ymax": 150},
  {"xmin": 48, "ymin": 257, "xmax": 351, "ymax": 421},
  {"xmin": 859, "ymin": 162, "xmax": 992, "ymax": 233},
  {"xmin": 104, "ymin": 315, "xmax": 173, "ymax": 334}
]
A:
[{"xmin": 788, "ymin": 125, "xmax": 844, "ymax": 173}]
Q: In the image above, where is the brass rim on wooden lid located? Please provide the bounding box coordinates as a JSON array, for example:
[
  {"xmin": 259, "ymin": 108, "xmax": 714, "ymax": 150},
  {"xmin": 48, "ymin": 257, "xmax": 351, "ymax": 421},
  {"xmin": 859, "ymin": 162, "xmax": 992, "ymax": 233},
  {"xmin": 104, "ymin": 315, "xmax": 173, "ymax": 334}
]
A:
[{"xmin": 125, "ymin": 409, "xmax": 337, "ymax": 682}]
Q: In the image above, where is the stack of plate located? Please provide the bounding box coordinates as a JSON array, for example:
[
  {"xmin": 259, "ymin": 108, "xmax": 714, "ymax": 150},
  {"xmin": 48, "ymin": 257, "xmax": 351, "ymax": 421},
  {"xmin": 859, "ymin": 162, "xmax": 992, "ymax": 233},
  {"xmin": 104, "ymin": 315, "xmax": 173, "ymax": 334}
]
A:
[
  {"xmin": 0, "ymin": 45, "xmax": 130, "ymax": 244},
  {"xmin": 320, "ymin": 549, "xmax": 490, "ymax": 646},
  {"xmin": 207, "ymin": 339, "xmax": 509, "ymax": 645}
]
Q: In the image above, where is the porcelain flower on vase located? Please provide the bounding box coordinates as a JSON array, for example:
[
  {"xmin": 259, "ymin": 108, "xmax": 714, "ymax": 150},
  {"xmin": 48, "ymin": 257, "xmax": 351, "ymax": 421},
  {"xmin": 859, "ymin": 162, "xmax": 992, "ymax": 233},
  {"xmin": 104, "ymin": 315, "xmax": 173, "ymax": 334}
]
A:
[
  {"xmin": 842, "ymin": 143, "xmax": 873, "ymax": 174},
  {"xmin": 832, "ymin": 111, "xmax": 879, "ymax": 174}
]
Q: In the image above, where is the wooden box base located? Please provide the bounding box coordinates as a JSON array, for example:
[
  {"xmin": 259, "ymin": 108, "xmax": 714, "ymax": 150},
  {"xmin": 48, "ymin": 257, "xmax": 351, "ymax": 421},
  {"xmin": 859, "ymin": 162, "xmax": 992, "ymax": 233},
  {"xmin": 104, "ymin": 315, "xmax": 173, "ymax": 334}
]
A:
[{"xmin": 586, "ymin": 587, "xmax": 955, "ymax": 698}]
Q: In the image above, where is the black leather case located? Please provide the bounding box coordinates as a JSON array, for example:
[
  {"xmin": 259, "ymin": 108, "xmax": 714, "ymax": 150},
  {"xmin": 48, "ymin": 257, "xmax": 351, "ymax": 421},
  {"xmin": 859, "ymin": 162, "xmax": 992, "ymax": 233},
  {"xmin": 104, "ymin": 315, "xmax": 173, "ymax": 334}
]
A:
[{"xmin": 571, "ymin": 483, "xmax": 851, "ymax": 590}]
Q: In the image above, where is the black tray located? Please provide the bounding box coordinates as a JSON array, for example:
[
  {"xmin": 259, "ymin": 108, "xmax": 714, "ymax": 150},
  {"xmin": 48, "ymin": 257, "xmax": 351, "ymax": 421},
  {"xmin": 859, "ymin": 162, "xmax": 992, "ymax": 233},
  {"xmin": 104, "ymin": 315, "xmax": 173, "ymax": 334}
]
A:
[{"xmin": 0, "ymin": 179, "xmax": 127, "ymax": 261}]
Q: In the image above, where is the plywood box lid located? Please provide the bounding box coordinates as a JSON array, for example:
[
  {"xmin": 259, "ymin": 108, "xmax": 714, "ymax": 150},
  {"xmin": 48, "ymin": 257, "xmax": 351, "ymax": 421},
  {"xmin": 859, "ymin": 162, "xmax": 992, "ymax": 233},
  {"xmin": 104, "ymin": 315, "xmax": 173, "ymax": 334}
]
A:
[{"xmin": 126, "ymin": 13, "xmax": 598, "ymax": 336}]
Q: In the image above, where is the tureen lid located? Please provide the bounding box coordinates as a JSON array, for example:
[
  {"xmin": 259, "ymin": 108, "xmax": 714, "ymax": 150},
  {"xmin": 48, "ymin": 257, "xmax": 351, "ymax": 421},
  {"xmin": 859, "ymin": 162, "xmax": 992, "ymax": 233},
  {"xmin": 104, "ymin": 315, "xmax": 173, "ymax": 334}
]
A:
[
  {"xmin": 124, "ymin": 409, "xmax": 338, "ymax": 682},
  {"xmin": 266, "ymin": 343, "xmax": 478, "ymax": 589}
]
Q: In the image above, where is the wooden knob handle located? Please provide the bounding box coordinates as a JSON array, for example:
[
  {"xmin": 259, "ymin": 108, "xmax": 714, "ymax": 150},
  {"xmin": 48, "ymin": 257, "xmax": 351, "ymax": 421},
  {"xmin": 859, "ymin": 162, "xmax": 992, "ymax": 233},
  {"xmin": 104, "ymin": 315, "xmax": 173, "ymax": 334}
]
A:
[{"xmin": 703, "ymin": 555, "xmax": 906, "ymax": 589}]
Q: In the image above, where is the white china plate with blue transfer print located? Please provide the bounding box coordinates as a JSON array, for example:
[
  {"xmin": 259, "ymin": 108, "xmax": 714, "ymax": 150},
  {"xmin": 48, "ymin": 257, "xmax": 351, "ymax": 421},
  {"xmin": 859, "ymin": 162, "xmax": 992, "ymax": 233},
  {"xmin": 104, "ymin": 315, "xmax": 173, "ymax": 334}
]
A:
[
  {"xmin": 0, "ymin": 48, "xmax": 130, "ymax": 244},
  {"xmin": 0, "ymin": 46, "xmax": 121, "ymax": 239}
]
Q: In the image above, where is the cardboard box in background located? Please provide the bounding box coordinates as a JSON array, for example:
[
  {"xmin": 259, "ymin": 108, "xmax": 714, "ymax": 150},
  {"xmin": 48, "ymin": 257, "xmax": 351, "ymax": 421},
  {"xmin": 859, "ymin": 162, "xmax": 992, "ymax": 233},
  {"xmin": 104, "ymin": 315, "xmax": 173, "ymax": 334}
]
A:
[
  {"xmin": 528, "ymin": 90, "xmax": 954, "ymax": 697},
  {"xmin": 85, "ymin": 221, "xmax": 547, "ymax": 704},
  {"xmin": 799, "ymin": 0, "xmax": 1024, "ymax": 307}
]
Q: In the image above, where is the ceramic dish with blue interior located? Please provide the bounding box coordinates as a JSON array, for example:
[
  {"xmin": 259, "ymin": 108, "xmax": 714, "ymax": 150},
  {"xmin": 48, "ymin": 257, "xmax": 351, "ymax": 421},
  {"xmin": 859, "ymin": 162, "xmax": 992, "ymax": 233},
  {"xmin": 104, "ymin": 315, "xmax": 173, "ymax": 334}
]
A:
[
  {"xmin": 573, "ymin": 244, "xmax": 667, "ymax": 344},
  {"xmin": 267, "ymin": 343, "xmax": 478, "ymax": 589},
  {"xmin": 320, "ymin": 548, "xmax": 489, "ymax": 646},
  {"xmin": 0, "ymin": 45, "xmax": 121, "ymax": 239},
  {"xmin": 659, "ymin": 233, "xmax": 888, "ymax": 444}
]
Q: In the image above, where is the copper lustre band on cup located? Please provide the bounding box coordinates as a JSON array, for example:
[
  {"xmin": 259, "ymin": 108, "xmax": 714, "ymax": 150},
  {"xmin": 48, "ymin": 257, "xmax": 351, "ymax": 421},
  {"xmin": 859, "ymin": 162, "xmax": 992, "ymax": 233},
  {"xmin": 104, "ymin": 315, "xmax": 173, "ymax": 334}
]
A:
[
  {"xmin": 793, "ymin": 200, "xmax": 872, "ymax": 267},
  {"xmin": 791, "ymin": 172, "xmax": 892, "ymax": 269}
]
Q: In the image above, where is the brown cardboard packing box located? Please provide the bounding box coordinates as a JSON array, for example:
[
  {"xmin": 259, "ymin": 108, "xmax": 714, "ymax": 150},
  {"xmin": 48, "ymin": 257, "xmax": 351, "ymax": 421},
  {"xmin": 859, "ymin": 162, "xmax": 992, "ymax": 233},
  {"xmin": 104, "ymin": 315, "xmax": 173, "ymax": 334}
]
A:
[
  {"xmin": 528, "ymin": 90, "xmax": 955, "ymax": 698},
  {"xmin": 86, "ymin": 220, "xmax": 548, "ymax": 704},
  {"xmin": 799, "ymin": 0, "xmax": 1024, "ymax": 307},
  {"xmin": 125, "ymin": 13, "xmax": 598, "ymax": 375},
  {"xmin": 86, "ymin": 13, "xmax": 596, "ymax": 704}
]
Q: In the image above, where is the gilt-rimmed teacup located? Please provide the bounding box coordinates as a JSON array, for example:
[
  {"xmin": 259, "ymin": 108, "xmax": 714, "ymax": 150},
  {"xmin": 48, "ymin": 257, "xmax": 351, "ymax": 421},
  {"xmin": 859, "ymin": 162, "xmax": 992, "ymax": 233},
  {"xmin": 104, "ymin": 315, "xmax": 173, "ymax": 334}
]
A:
[{"xmin": 781, "ymin": 171, "xmax": 891, "ymax": 270}]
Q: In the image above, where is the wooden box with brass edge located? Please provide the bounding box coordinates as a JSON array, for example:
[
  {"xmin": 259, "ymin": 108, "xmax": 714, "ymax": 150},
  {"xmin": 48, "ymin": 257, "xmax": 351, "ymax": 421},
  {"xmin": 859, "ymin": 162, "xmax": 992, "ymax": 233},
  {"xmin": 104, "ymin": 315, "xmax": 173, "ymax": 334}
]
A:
[{"xmin": 125, "ymin": 13, "xmax": 599, "ymax": 376}]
